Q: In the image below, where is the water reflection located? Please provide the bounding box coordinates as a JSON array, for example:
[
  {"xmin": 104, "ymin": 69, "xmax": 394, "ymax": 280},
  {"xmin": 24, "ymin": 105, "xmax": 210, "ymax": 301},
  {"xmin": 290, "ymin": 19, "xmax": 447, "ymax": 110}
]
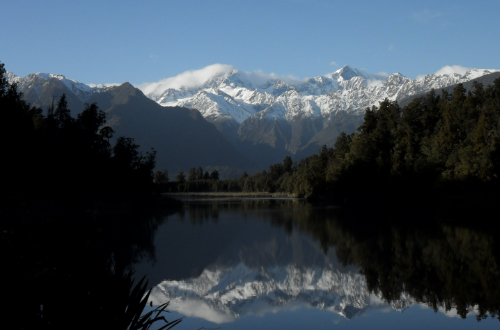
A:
[{"xmin": 134, "ymin": 198, "xmax": 500, "ymax": 327}]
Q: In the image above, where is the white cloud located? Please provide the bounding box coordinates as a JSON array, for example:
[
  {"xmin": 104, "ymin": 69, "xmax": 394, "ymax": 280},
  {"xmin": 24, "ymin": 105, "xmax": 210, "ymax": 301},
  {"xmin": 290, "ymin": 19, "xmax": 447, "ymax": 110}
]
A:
[
  {"xmin": 388, "ymin": 44, "xmax": 394, "ymax": 51},
  {"xmin": 149, "ymin": 294, "xmax": 235, "ymax": 324},
  {"xmin": 416, "ymin": 65, "xmax": 472, "ymax": 80},
  {"xmin": 137, "ymin": 63, "xmax": 235, "ymax": 95},
  {"xmin": 359, "ymin": 69, "xmax": 389, "ymax": 85},
  {"xmin": 330, "ymin": 61, "xmax": 338, "ymax": 66},
  {"xmin": 136, "ymin": 64, "xmax": 306, "ymax": 96},
  {"xmin": 435, "ymin": 65, "xmax": 471, "ymax": 76},
  {"xmin": 418, "ymin": 303, "xmax": 478, "ymax": 319},
  {"xmin": 366, "ymin": 79, "xmax": 384, "ymax": 87},
  {"xmin": 136, "ymin": 63, "xmax": 394, "ymax": 96}
]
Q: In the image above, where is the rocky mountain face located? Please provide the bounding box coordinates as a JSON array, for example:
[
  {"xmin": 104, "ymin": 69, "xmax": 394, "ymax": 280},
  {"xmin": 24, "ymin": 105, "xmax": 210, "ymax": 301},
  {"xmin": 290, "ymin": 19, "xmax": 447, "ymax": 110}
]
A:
[
  {"xmin": 7, "ymin": 66, "xmax": 499, "ymax": 174},
  {"xmin": 143, "ymin": 66, "xmax": 499, "ymax": 163}
]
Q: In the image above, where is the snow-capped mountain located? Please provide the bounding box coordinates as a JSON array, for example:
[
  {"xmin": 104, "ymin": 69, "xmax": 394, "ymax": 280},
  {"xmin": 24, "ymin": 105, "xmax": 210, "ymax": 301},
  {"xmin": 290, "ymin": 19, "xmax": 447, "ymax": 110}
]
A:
[
  {"xmin": 6, "ymin": 65, "xmax": 499, "ymax": 171},
  {"xmin": 144, "ymin": 66, "xmax": 387, "ymax": 125},
  {"xmin": 149, "ymin": 262, "xmax": 415, "ymax": 323},
  {"xmin": 141, "ymin": 65, "xmax": 498, "ymax": 157},
  {"xmin": 144, "ymin": 65, "xmax": 497, "ymax": 123},
  {"xmin": 6, "ymin": 71, "xmax": 106, "ymax": 103}
]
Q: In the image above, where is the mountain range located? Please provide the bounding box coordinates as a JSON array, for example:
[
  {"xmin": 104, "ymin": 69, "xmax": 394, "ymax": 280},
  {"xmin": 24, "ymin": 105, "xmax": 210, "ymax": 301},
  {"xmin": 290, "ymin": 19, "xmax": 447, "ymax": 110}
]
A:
[
  {"xmin": 7, "ymin": 66, "xmax": 500, "ymax": 177},
  {"xmin": 6, "ymin": 72, "xmax": 251, "ymax": 174},
  {"xmin": 149, "ymin": 261, "xmax": 416, "ymax": 323}
]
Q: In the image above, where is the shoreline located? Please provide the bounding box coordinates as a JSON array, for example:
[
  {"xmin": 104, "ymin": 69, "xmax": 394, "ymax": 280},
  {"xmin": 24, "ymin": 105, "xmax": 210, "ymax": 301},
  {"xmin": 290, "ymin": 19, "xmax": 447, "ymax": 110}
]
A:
[{"xmin": 162, "ymin": 192, "xmax": 297, "ymax": 198}]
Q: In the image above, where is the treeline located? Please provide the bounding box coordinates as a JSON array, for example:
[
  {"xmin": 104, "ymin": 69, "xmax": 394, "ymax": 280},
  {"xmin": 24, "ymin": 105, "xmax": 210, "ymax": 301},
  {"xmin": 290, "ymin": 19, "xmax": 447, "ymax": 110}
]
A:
[
  {"xmin": 155, "ymin": 166, "xmax": 248, "ymax": 192},
  {"xmin": 165, "ymin": 78, "xmax": 500, "ymax": 198},
  {"xmin": 157, "ymin": 158, "xmax": 296, "ymax": 193},
  {"xmin": 0, "ymin": 63, "xmax": 156, "ymax": 203}
]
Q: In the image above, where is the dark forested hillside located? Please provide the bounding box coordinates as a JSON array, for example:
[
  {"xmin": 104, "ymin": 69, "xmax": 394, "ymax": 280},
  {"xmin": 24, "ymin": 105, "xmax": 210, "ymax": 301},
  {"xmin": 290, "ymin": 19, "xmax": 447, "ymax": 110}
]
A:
[
  {"xmin": 87, "ymin": 83, "xmax": 255, "ymax": 175},
  {"xmin": 8, "ymin": 75, "xmax": 256, "ymax": 177},
  {"xmin": 286, "ymin": 78, "xmax": 500, "ymax": 198},
  {"xmin": 1, "ymin": 69, "xmax": 158, "ymax": 203}
]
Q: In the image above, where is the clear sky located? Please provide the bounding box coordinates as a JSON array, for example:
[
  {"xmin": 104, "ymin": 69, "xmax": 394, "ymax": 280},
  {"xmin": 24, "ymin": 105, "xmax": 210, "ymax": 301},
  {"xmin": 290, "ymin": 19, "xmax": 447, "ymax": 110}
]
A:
[{"xmin": 1, "ymin": 0, "xmax": 499, "ymax": 86}]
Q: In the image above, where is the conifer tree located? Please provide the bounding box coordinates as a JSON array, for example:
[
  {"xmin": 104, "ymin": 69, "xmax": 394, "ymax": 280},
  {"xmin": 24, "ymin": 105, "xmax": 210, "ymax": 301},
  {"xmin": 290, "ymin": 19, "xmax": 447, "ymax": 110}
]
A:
[
  {"xmin": 188, "ymin": 167, "xmax": 196, "ymax": 181},
  {"xmin": 210, "ymin": 169, "xmax": 219, "ymax": 180},
  {"xmin": 54, "ymin": 94, "xmax": 73, "ymax": 128},
  {"xmin": 176, "ymin": 170, "xmax": 186, "ymax": 183},
  {"xmin": 196, "ymin": 167, "xmax": 204, "ymax": 180}
]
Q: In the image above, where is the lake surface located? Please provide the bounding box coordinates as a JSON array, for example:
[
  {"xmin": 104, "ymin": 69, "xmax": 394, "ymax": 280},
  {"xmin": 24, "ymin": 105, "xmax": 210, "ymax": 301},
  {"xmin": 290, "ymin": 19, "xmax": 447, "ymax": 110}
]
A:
[{"xmin": 132, "ymin": 197, "xmax": 500, "ymax": 329}]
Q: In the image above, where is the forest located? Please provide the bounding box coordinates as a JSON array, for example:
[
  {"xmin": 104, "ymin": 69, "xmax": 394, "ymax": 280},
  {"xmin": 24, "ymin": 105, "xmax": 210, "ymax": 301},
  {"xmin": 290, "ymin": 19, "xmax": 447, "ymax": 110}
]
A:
[{"xmin": 163, "ymin": 77, "xmax": 500, "ymax": 200}]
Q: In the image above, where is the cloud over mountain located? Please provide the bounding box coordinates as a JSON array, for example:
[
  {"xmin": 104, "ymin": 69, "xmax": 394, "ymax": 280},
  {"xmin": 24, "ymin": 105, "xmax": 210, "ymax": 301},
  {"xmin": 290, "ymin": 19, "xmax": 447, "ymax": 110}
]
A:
[
  {"xmin": 418, "ymin": 65, "xmax": 472, "ymax": 79},
  {"xmin": 137, "ymin": 64, "xmax": 235, "ymax": 95},
  {"xmin": 435, "ymin": 65, "xmax": 472, "ymax": 76},
  {"xmin": 136, "ymin": 64, "xmax": 306, "ymax": 95}
]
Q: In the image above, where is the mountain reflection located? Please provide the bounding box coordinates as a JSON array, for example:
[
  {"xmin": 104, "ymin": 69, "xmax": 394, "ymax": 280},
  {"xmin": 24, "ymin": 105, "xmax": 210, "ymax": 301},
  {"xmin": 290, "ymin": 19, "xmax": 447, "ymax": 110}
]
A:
[{"xmin": 139, "ymin": 198, "xmax": 500, "ymax": 323}]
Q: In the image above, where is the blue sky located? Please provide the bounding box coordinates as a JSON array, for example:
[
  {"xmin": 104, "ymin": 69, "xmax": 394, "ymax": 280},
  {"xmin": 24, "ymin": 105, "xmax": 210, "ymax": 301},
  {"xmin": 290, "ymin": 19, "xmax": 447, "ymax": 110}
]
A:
[{"xmin": 1, "ymin": 0, "xmax": 499, "ymax": 85}]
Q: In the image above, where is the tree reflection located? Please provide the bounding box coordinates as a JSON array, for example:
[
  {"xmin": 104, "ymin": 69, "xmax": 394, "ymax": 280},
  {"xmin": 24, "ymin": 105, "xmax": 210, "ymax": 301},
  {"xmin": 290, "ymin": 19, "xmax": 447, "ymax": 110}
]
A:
[
  {"xmin": 174, "ymin": 198, "xmax": 500, "ymax": 321},
  {"xmin": 286, "ymin": 203, "xmax": 500, "ymax": 321}
]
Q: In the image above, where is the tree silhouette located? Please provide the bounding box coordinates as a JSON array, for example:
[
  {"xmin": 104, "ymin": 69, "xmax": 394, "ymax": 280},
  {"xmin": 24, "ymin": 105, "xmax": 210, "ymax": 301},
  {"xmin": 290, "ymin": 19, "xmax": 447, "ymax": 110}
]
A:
[
  {"xmin": 188, "ymin": 167, "xmax": 196, "ymax": 181},
  {"xmin": 210, "ymin": 169, "xmax": 219, "ymax": 180},
  {"xmin": 196, "ymin": 166, "xmax": 204, "ymax": 180},
  {"xmin": 154, "ymin": 169, "xmax": 169, "ymax": 184},
  {"xmin": 176, "ymin": 170, "xmax": 186, "ymax": 183}
]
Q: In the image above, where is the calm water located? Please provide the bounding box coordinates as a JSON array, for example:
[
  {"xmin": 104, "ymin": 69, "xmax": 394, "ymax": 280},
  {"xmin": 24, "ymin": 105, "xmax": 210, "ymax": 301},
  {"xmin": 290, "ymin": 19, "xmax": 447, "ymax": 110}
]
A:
[{"xmin": 131, "ymin": 197, "xmax": 500, "ymax": 329}]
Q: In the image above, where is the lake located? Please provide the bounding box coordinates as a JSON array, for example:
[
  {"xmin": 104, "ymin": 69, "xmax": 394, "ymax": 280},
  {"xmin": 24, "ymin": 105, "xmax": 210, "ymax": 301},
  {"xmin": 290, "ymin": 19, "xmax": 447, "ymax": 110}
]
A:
[{"xmin": 132, "ymin": 197, "xmax": 500, "ymax": 329}]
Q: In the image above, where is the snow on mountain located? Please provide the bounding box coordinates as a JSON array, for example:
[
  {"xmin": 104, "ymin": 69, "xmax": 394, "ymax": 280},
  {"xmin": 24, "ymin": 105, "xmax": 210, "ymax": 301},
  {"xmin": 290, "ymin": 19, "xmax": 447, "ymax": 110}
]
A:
[
  {"xmin": 9, "ymin": 65, "xmax": 496, "ymax": 131},
  {"xmin": 176, "ymin": 89, "xmax": 258, "ymax": 124},
  {"xmin": 5, "ymin": 71, "xmax": 20, "ymax": 84},
  {"xmin": 142, "ymin": 66, "xmax": 498, "ymax": 131},
  {"xmin": 149, "ymin": 262, "xmax": 415, "ymax": 323},
  {"xmin": 5, "ymin": 71, "xmax": 105, "ymax": 102},
  {"xmin": 7, "ymin": 65, "xmax": 498, "ymax": 158}
]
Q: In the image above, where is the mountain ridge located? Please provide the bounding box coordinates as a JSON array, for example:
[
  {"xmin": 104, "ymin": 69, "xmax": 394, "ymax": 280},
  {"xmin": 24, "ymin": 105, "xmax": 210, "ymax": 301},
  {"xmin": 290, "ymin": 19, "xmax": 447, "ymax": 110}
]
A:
[
  {"xmin": 141, "ymin": 65, "xmax": 498, "ymax": 162},
  {"xmin": 6, "ymin": 65, "xmax": 499, "ymax": 173},
  {"xmin": 4, "ymin": 71, "xmax": 254, "ymax": 176}
]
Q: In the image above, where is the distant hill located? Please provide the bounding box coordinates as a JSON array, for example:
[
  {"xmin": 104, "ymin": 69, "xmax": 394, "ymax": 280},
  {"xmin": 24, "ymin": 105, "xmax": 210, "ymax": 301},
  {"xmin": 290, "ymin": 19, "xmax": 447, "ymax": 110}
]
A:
[
  {"xmin": 87, "ymin": 83, "xmax": 254, "ymax": 176},
  {"xmin": 6, "ymin": 72, "xmax": 254, "ymax": 178},
  {"xmin": 89, "ymin": 83, "xmax": 255, "ymax": 177}
]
